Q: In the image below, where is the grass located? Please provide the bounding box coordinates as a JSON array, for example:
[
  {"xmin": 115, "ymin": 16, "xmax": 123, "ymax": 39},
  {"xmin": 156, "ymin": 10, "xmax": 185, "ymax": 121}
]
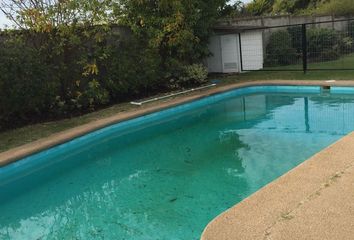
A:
[
  {"xmin": 1, "ymin": 54, "xmax": 354, "ymax": 154},
  {"xmin": 222, "ymin": 53, "xmax": 354, "ymax": 82},
  {"xmin": 222, "ymin": 70, "xmax": 354, "ymax": 82},
  {"xmin": 0, "ymin": 102, "xmax": 136, "ymax": 153},
  {"xmin": 264, "ymin": 53, "xmax": 354, "ymax": 70},
  {"xmin": 0, "ymin": 86, "xmax": 232, "ymax": 153}
]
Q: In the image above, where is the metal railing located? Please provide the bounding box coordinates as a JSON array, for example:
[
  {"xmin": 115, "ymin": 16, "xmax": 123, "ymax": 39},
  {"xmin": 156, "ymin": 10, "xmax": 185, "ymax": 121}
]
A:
[{"xmin": 240, "ymin": 18, "xmax": 354, "ymax": 73}]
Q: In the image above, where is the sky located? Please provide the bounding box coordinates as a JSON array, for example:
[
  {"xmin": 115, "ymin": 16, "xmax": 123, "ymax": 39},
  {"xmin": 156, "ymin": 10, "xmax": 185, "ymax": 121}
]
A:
[
  {"xmin": 0, "ymin": 10, "xmax": 11, "ymax": 29},
  {"xmin": 0, "ymin": 0, "xmax": 252, "ymax": 29}
]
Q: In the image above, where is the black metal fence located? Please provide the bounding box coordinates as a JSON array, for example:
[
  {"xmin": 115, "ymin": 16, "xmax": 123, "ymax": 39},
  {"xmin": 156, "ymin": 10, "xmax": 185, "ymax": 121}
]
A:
[{"xmin": 240, "ymin": 18, "xmax": 354, "ymax": 73}]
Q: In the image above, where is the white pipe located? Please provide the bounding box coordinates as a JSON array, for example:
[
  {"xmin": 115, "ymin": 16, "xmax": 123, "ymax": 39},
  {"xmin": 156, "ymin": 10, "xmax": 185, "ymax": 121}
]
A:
[{"xmin": 130, "ymin": 84, "xmax": 217, "ymax": 106}]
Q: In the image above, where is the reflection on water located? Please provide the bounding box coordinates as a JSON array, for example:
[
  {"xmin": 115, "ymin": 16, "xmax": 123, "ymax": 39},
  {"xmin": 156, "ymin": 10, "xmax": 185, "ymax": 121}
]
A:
[{"xmin": 1, "ymin": 92, "xmax": 354, "ymax": 240}]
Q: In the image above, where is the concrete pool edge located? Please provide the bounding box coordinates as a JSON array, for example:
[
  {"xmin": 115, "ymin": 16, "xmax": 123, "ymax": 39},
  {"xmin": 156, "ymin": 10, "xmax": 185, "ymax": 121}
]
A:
[
  {"xmin": 201, "ymin": 131, "xmax": 354, "ymax": 240},
  {"xmin": 1, "ymin": 79, "xmax": 354, "ymax": 167}
]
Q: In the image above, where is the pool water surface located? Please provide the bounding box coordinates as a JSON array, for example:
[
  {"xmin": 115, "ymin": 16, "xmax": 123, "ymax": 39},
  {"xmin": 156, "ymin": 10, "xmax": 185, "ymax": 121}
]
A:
[{"xmin": 1, "ymin": 86, "xmax": 354, "ymax": 240}]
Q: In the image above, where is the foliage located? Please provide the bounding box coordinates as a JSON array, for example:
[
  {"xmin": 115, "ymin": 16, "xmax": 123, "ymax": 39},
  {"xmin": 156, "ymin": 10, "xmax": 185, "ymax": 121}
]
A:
[
  {"xmin": 0, "ymin": 36, "xmax": 56, "ymax": 129},
  {"xmin": 177, "ymin": 64, "xmax": 208, "ymax": 86},
  {"xmin": 272, "ymin": 0, "xmax": 313, "ymax": 14},
  {"xmin": 349, "ymin": 22, "xmax": 354, "ymax": 40},
  {"xmin": 115, "ymin": 0, "xmax": 227, "ymax": 71},
  {"xmin": 220, "ymin": 1, "xmax": 248, "ymax": 18},
  {"xmin": 319, "ymin": 49, "xmax": 340, "ymax": 61},
  {"xmin": 265, "ymin": 27, "xmax": 350, "ymax": 67},
  {"xmin": 104, "ymin": 38, "xmax": 164, "ymax": 101},
  {"xmin": 0, "ymin": 0, "xmax": 226, "ymax": 130},
  {"xmin": 246, "ymin": 0, "xmax": 275, "ymax": 16},
  {"xmin": 0, "ymin": 0, "xmax": 116, "ymax": 30},
  {"xmin": 307, "ymin": 28, "xmax": 340, "ymax": 61},
  {"xmin": 315, "ymin": 0, "xmax": 354, "ymax": 16},
  {"xmin": 338, "ymin": 36, "xmax": 353, "ymax": 53},
  {"xmin": 265, "ymin": 30, "xmax": 297, "ymax": 66},
  {"xmin": 242, "ymin": 0, "xmax": 354, "ymax": 16},
  {"xmin": 287, "ymin": 26, "xmax": 303, "ymax": 53}
]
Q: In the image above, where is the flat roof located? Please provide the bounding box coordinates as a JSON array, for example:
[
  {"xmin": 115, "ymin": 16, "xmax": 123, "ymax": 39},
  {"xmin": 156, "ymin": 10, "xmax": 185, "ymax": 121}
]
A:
[{"xmin": 213, "ymin": 25, "xmax": 261, "ymax": 34}]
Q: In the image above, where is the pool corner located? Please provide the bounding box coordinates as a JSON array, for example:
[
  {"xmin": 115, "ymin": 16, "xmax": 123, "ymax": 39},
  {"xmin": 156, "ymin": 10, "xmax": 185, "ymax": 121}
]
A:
[{"xmin": 201, "ymin": 131, "xmax": 354, "ymax": 240}]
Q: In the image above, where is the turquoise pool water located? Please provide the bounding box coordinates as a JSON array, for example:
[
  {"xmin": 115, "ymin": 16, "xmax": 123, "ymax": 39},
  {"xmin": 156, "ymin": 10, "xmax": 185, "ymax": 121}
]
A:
[{"xmin": 1, "ymin": 86, "xmax": 354, "ymax": 240}]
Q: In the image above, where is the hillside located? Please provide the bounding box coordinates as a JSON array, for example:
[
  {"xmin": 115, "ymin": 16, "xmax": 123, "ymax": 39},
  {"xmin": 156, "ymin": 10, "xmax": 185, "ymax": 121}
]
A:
[{"xmin": 245, "ymin": 0, "xmax": 354, "ymax": 16}]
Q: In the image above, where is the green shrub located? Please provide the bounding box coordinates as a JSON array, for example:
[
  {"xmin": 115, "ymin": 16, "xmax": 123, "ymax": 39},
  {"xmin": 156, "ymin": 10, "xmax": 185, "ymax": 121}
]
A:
[
  {"xmin": 349, "ymin": 22, "xmax": 354, "ymax": 40},
  {"xmin": 103, "ymin": 39, "xmax": 164, "ymax": 101},
  {"xmin": 177, "ymin": 64, "xmax": 208, "ymax": 86},
  {"xmin": 287, "ymin": 26, "xmax": 303, "ymax": 53},
  {"xmin": 347, "ymin": 22, "xmax": 354, "ymax": 52},
  {"xmin": 320, "ymin": 49, "xmax": 340, "ymax": 61},
  {"xmin": 0, "ymin": 37, "xmax": 56, "ymax": 129},
  {"xmin": 81, "ymin": 80, "xmax": 110, "ymax": 110},
  {"xmin": 307, "ymin": 28, "xmax": 340, "ymax": 61},
  {"xmin": 0, "ymin": 26, "xmax": 209, "ymax": 131},
  {"xmin": 265, "ymin": 30, "xmax": 298, "ymax": 66},
  {"xmin": 316, "ymin": 0, "xmax": 354, "ymax": 16},
  {"xmin": 338, "ymin": 36, "xmax": 353, "ymax": 54}
]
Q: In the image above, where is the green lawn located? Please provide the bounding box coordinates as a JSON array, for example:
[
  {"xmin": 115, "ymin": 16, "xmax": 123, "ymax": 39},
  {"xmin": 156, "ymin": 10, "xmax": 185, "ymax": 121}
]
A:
[
  {"xmin": 223, "ymin": 53, "xmax": 354, "ymax": 82},
  {"xmin": 307, "ymin": 53, "xmax": 354, "ymax": 69},
  {"xmin": 0, "ymin": 102, "xmax": 137, "ymax": 153},
  {"xmin": 1, "ymin": 55, "xmax": 354, "ymax": 154},
  {"xmin": 263, "ymin": 53, "xmax": 354, "ymax": 71}
]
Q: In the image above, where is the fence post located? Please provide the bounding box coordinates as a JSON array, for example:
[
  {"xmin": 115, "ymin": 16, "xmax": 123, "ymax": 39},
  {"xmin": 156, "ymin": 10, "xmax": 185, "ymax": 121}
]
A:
[
  {"xmin": 238, "ymin": 33, "xmax": 243, "ymax": 72},
  {"xmin": 302, "ymin": 24, "xmax": 307, "ymax": 74}
]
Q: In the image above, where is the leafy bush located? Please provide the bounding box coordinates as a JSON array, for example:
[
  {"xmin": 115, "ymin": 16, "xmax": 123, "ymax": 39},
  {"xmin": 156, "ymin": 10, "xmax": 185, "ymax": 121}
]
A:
[
  {"xmin": 177, "ymin": 64, "xmax": 208, "ymax": 86},
  {"xmin": 103, "ymin": 39, "xmax": 164, "ymax": 101},
  {"xmin": 345, "ymin": 22, "xmax": 354, "ymax": 52},
  {"xmin": 83, "ymin": 80, "xmax": 110, "ymax": 109},
  {"xmin": 307, "ymin": 28, "xmax": 340, "ymax": 61},
  {"xmin": 0, "ymin": 37, "xmax": 56, "ymax": 129},
  {"xmin": 320, "ymin": 49, "xmax": 340, "ymax": 61},
  {"xmin": 0, "ymin": 20, "xmax": 216, "ymax": 131},
  {"xmin": 349, "ymin": 22, "xmax": 354, "ymax": 40},
  {"xmin": 0, "ymin": 0, "xmax": 223, "ymax": 132},
  {"xmin": 316, "ymin": 0, "xmax": 354, "ymax": 16},
  {"xmin": 338, "ymin": 36, "xmax": 353, "ymax": 54},
  {"xmin": 265, "ymin": 30, "xmax": 298, "ymax": 66},
  {"xmin": 287, "ymin": 26, "xmax": 303, "ymax": 53}
]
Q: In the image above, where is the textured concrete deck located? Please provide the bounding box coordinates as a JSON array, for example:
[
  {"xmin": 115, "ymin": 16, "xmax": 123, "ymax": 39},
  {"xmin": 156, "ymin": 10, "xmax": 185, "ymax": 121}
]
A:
[
  {"xmin": 1, "ymin": 80, "xmax": 354, "ymax": 167},
  {"xmin": 201, "ymin": 132, "xmax": 354, "ymax": 240}
]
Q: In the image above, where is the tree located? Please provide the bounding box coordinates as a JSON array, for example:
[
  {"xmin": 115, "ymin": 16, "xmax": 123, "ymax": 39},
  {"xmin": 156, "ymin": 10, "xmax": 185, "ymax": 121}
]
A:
[
  {"xmin": 0, "ymin": 0, "xmax": 115, "ymax": 31},
  {"xmin": 246, "ymin": 0, "xmax": 274, "ymax": 16},
  {"xmin": 115, "ymin": 0, "xmax": 227, "ymax": 71},
  {"xmin": 220, "ymin": 1, "xmax": 248, "ymax": 18},
  {"xmin": 272, "ymin": 0, "xmax": 312, "ymax": 14},
  {"xmin": 1, "ymin": 0, "xmax": 227, "ymax": 70},
  {"xmin": 0, "ymin": 0, "xmax": 116, "ymax": 109},
  {"xmin": 243, "ymin": 0, "xmax": 331, "ymax": 16},
  {"xmin": 316, "ymin": 0, "xmax": 354, "ymax": 16}
]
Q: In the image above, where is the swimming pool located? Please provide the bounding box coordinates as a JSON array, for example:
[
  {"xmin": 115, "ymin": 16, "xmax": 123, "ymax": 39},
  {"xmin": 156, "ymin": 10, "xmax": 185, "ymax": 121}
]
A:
[{"xmin": 1, "ymin": 85, "xmax": 354, "ymax": 240}]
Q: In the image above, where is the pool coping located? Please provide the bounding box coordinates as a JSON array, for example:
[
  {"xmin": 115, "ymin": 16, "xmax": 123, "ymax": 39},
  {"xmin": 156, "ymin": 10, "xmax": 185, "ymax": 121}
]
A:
[
  {"xmin": 1, "ymin": 79, "xmax": 354, "ymax": 168},
  {"xmin": 201, "ymin": 131, "xmax": 354, "ymax": 240}
]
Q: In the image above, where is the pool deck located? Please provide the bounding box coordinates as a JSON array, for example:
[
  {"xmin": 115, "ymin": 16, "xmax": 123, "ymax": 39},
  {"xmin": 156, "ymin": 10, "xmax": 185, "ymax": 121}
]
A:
[
  {"xmin": 1, "ymin": 80, "xmax": 354, "ymax": 239},
  {"xmin": 201, "ymin": 132, "xmax": 354, "ymax": 240}
]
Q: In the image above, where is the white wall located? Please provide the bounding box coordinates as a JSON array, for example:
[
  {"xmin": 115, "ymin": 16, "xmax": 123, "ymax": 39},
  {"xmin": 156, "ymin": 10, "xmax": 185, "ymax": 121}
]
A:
[{"xmin": 240, "ymin": 31, "xmax": 263, "ymax": 71}]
